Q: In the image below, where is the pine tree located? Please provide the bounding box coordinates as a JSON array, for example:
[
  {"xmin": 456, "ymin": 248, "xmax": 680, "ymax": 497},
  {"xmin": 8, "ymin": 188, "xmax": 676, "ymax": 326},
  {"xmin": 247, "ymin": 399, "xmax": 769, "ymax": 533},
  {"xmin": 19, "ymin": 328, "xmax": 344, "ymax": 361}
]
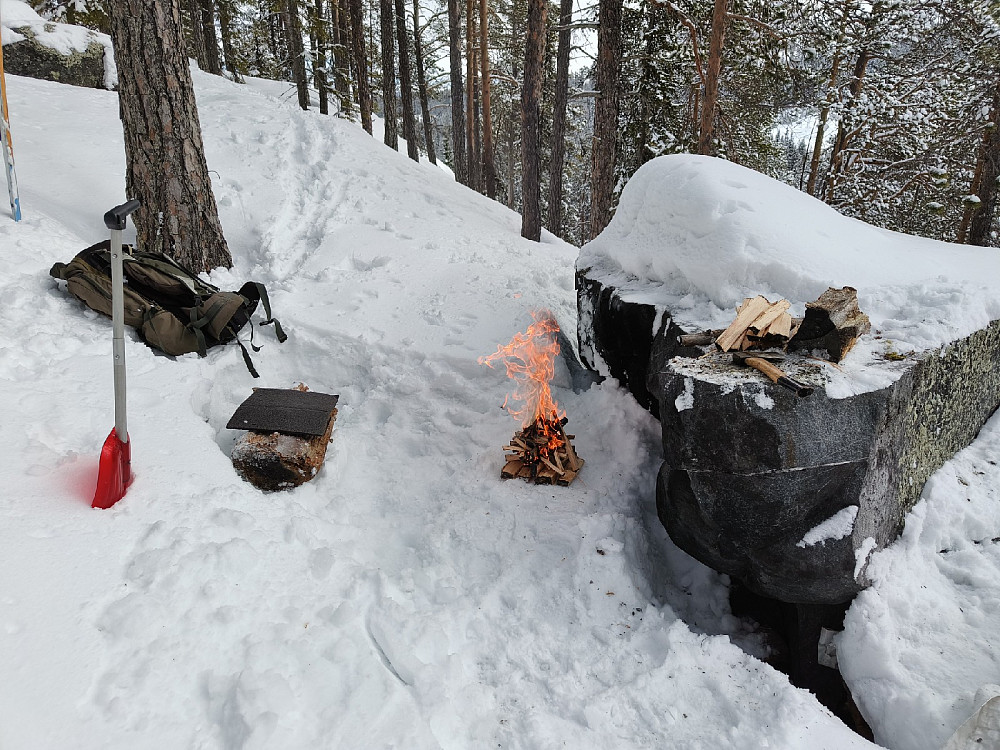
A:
[
  {"xmin": 520, "ymin": 0, "xmax": 546, "ymax": 240},
  {"xmin": 589, "ymin": 0, "xmax": 622, "ymax": 240},
  {"xmin": 107, "ymin": 0, "xmax": 232, "ymax": 271}
]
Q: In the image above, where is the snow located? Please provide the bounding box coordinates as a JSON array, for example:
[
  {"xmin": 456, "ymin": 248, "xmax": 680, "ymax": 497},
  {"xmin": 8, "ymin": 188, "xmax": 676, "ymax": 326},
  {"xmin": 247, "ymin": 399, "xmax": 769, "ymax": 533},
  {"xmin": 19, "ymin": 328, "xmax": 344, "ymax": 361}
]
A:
[
  {"xmin": 674, "ymin": 377, "xmax": 695, "ymax": 411},
  {"xmin": 839, "ymin": 410, "xmax": 1000, "ymax": 750},
  {"xmin": 0, "ymin": 31, "xmax": 998, "ymax": 750},
  {"xmin": 578, "ymin": 155, "xmax": 1000, "ymax": 393},
  {"xmin": 797, "ymin": 506, "xmax": 859, "ymax": 548}
]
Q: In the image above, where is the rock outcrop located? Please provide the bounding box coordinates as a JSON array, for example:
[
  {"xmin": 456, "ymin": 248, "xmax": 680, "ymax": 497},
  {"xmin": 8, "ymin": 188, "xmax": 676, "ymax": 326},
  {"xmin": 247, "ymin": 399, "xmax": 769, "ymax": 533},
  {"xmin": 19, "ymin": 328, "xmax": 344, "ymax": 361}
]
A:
[
  {"xmin": 578, "ymin": 261, "xmax": 1000, "ymax": 604},
  {"xmin": 2, "ymin": 23, "xmax": 112, "ymax": 90}
]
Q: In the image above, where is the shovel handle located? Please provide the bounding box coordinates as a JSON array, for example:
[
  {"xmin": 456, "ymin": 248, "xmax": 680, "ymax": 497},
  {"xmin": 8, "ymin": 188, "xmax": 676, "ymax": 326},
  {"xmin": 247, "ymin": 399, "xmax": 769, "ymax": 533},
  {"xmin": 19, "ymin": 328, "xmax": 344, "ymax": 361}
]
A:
[
  {"xmin": 745, "ymin": 357, "xmax": 814, "ymax": 398},
  {"xmin": 104, "ymin": 199, "xmax": 141, "ymax": 230}
]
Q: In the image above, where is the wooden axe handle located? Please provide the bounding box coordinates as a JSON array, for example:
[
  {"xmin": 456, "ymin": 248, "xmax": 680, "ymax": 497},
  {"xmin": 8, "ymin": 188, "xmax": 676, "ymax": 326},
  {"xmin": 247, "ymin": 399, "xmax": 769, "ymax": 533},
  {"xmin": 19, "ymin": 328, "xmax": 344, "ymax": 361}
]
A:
[{"xmin": 744, "ymin": 357, "xmax": 814, "ymax": 397}]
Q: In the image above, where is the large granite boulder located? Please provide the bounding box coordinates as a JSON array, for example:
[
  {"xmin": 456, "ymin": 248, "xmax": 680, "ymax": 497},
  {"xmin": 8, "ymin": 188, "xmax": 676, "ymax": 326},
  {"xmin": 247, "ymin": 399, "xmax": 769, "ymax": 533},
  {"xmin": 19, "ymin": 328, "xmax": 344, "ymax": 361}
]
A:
[
  {"xmin": 577, "ymin": 154, "xmax": 1000, "ymax": 605},
  {"xmin": 651, "ymin": 323, "xmax": 1000, "ymax": 604},
  {"xmin": 1, "ymin": 13, "xmax": 113, "ymax": 90}
]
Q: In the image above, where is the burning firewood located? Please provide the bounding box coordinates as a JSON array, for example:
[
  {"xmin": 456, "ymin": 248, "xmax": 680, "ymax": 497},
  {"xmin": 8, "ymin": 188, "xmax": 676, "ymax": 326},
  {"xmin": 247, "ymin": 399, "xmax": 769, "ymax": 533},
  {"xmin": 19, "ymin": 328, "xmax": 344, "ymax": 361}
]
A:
[
  {"xmin": 500, "ymin": 415, "xmax": 584, "ymax": 486},
  {"xmin": 480, "ymin": 311, "xmax": 584, "ymax": 486}
]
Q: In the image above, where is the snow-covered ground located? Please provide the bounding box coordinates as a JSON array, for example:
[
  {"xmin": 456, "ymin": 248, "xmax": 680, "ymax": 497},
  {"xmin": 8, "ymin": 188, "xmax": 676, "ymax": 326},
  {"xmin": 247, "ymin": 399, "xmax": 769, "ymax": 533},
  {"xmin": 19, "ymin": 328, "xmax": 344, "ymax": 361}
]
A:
[{"xmin": 2, "ymin": 10, "xmax": 999, "ymax": 748}]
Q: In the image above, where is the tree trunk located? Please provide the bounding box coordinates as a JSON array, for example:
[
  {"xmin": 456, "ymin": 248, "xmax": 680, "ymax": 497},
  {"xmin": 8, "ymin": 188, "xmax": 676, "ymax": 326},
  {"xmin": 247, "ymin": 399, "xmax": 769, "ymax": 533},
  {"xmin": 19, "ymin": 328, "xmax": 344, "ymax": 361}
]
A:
[
  {"xmin": 478, "ymin": 0, "xmax": 496, "ymax": 197},
  {"xmin": 465, "ymin": 0, "xmax": 481, "ymax": 191},
  {"xmin": 311, "ymin": 0, "xmax": 330, "ymax": 114},
  {"xmin": 520, "ymin": 0, "xmax": 546, "ymax": 241},
  {"xmin": 347, "ymin": 0, "xmax": 372, "ymax": 132},
  {"xmin": 697, "ymin": 0, "xmax": 727, "ymax": 156},
  {"xmin": 108, "ymin": 0, "xmax": 232, "ymax": 271},
  {"xmin": 967, "ymin": 77, "xmax": 1000, "ymax": 246},
  {"xmin": 472, "ymin": 49, "xmax": 482, "ymax": 187},
  {"xmin": 200, "ymin": 0, "xmax": 223, "ymax": 75},
  {"xmin": 394, "ymin": 0, "xmax": 419, "ymax": 160},
  {"xmin": 588, "ymin": 0, "xmax": 622, "ymax": 240},
  {"xmin": 507, "ymin": 112, "xmax": 516, "ymax": 208},
  {"xmin": 331, "ymin": 0, "xmax": 353, "ymax": 116},
  {"xmin": 186, "ymin": 0, "xmax": 208, "ymax": 68},
  {"xmin": 412, "ymin": 0, "xmax": 436, "ymax": 164},
  {"xmin": 446, "ymin": 0, "xmax": 467, "ymax": 183},
  {"xmin": 380, "ymin": 0, "xmax": 398, "ymax": 149},
  {"xmin": 825, "ymin": 50, "xmax": 869, "ymax": 202},
  {"xmin": 545, "ymin": 0, "xmax": 572, "ymax": 235},
  {"xmin": 284, "ymin": 0, "xmax": 310, "ymax": 109},
  {"xmin": 217, "ymin": 0, "xmax": 244, "ymax": 82},
  {"xmin": 806, "ymin": 52, "xmax": 841, "ymax": 196}
]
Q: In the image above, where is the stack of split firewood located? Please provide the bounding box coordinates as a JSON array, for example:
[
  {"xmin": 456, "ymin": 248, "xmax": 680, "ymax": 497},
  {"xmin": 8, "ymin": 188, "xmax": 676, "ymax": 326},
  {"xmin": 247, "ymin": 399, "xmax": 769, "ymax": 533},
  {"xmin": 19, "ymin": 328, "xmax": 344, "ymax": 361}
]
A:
[
  {"xmin": 501, "ymin": 416, "xmax": 584, "ymax": 486},
  {"xmin": 680, "ymin": 286, "xmax": 870, "ymax": 363},
  {"xmin": 715, "ymin": 296, "xmax": 796, "ymax": 352}
]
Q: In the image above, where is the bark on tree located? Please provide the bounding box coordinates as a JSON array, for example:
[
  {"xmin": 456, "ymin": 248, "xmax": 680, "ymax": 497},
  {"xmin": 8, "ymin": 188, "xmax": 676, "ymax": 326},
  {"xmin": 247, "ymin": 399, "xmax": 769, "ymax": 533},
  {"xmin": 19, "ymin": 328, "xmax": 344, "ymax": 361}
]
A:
[
  {"xmin": 284, "ymin": 0, "xmax": 310, "ymax": 109},
  {"xmin": 520, "ymin": 0, "xmax": 546, "ymax": 241},
  {"xmin": 507, "ymin": 113, "xmax": 515, "ymax": 208},
  {"xmin": 697, "ymin": 0, "xmax": 727, "ymax": 156},
  {"xmin": 200, "ymin": 0, "xmax": 223, "ymax": 75},
  {"xmin": 412, "ymin": 0, "xmax": 436, "ymax": 164},
  {"xmin": 347, "ymin": 0, "xmax": 372, "ymax": 132},
  {"xmin": 380, "ymin": 0, "xmax": 398, "ymax": 149},
  {"xmin": 825, "ymin": 50, "xmax": 869, "ymax": 202},
  {"xmin": 472, "ymin": 51, "xmax": 482, "ymax": 187},
  {"xmin": 312, "ymin": 0, "xmax": 330, "ymax": 114},
  {"xmin": 185, "ymin": 0, "xmax": 208, "ymax": 68},
  {"xmin": 806, "ymin": 51, "xmax": 841, "ymax": 196},
  {"xmin": 465, "ymin": 0, "xmax": 481, "ymax": 191},
  {"xmin": 217, "ymin": 0, "xmax": 244, "ymax": 82},
  {"xmin": 446, "ymin": 0, "xmax": 467, "ymax": 183},
  {"xmin": 478, "ymin": 0, "xmax": 496, "ymax": 197},
  {"xmin": 107, "ymin": 0, "xmax": 232, "ymax": 271},
  {"xmin": 331, "ymin": 0, "xmax": 353, "ymax": 116},
  {"xmin": 394, "ymin": 0, "xmax": 419, "ymax": 160},
  {"xmin": 967, "ymin": 77, "xmax": 1000, "ymax": 246},
  {"xmin": 546, "ymin": 0, "xmax": 573, "ymax": 235},
  {"xmin": 588, "ymin": 0, "xmax": 622, "ymax": 240}
]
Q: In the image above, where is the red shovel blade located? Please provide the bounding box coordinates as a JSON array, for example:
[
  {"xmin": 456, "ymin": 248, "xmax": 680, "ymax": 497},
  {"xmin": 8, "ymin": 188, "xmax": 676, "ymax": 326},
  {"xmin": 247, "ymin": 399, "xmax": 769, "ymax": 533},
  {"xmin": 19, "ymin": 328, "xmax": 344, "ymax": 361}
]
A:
[{"xmin": 92, "ymin": 428, "xmax": 133, "ymax": 509}]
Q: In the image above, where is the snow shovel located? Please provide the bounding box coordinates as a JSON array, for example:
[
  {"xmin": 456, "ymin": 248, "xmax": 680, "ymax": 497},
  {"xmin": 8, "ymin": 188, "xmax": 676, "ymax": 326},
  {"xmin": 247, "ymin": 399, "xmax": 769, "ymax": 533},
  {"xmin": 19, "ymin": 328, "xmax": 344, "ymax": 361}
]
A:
[{"xmin": 93, "ymin": 199, "xmax": 141, "ymax": 509}]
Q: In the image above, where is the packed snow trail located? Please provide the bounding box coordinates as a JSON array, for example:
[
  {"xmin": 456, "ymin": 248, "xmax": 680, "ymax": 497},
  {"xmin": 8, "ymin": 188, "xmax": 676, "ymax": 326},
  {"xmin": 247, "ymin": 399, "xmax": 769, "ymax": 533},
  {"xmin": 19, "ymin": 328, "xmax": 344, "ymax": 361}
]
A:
[{"xmin": 0, "ymin": 68, "xmax": 877, "ymax": 749}]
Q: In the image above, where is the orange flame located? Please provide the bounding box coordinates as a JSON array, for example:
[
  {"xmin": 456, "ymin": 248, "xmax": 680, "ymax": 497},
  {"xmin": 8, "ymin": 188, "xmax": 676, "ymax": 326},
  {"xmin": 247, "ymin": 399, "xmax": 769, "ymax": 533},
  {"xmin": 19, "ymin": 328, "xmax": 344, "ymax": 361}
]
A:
[{"xmin": 479, "ymin": 310, "xmax": 565, "ymax": 428}]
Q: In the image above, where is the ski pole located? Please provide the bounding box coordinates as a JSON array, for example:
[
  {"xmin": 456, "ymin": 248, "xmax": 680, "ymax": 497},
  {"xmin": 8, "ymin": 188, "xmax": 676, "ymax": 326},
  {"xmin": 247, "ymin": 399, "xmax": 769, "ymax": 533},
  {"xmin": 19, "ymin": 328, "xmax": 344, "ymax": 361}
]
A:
[{"xmin": 0, "ymin": 6, "xmax": 22, "ymax": 222}]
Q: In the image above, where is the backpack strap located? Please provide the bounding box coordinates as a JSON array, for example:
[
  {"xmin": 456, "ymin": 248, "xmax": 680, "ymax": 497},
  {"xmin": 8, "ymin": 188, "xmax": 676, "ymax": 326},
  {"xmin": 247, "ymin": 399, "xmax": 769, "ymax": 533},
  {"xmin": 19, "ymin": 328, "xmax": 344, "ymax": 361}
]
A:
[{"xmin": 239, "ymin": 281, "xmax": 287, "ymax": 343}]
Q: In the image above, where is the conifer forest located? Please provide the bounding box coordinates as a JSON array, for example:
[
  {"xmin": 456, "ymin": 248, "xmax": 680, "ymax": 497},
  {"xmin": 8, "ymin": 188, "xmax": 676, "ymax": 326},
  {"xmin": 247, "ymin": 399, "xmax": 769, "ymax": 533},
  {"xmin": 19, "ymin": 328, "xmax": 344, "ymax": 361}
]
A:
[{"xmin": 32, "ymin": 0, "xmax": 1000, "ymax": 248}]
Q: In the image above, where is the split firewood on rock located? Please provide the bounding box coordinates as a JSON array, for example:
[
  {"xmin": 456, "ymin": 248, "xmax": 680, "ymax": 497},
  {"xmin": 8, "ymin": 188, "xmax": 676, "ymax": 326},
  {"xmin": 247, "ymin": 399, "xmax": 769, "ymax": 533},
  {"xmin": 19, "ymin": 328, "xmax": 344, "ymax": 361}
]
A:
[
  {"xmin": 228, "ymin": 385, "xmax": 339, "ymax": 492},
  {"xmin": 715, "ymin": 296, "xmax": 796, "ymax": 353},
  {"xmin": 788, "ymin": 286, "xmax": 870, "ymax": 362}
]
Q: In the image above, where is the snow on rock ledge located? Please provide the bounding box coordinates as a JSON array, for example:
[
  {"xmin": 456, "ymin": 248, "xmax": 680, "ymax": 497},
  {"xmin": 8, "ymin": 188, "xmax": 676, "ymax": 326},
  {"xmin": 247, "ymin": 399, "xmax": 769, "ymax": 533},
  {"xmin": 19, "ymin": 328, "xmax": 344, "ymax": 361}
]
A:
[
  {"xmin": 1, "ymin": 1, "xmax": 116, "ymax": 90},
  {"xmin": 577, "ymin": 155, "xmax": 1000, "ymax": 605}
]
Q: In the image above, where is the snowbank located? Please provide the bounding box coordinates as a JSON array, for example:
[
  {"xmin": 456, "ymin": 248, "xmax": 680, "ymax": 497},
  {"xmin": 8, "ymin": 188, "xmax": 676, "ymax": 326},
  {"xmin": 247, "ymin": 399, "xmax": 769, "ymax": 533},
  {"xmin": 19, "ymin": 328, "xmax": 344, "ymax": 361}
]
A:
[
  {"xmin": 2, "ymin": 36, "xmax": 997, "ymax": 746},
  {"xmin": 0, "ymin": 70, "xmax": 876, "ymax": 749},
  {"xmin": 839, "ymin": 409, "xmax": 1000, "ymax": 750},
  {"xmin": 579, "ymin": 154, "xmax": 1000, "ymax": 355}
]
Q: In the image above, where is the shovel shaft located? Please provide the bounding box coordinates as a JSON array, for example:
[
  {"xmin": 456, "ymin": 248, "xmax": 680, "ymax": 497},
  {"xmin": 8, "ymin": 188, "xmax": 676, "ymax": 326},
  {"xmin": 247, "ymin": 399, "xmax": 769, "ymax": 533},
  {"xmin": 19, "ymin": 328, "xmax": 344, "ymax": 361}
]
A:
[{"xmin": 110, "ymin": 227, "xmax": 127, "ymax": 442}]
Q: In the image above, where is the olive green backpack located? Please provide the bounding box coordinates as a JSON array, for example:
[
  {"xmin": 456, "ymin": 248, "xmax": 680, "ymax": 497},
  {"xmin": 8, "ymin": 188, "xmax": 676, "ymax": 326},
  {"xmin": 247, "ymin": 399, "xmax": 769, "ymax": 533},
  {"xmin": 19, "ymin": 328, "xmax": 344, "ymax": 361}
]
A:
[{"xmin": 51, "ymin": 240, "xmax": 286, "ymax": 376}]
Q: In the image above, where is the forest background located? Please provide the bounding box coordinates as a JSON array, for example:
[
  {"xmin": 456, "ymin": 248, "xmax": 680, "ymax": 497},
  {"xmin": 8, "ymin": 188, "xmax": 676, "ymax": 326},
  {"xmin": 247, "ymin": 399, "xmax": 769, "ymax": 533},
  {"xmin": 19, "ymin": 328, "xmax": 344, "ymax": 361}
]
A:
[{"xmin": 30, "ymin": 0, "xmax": 1000, "ymax": 250}]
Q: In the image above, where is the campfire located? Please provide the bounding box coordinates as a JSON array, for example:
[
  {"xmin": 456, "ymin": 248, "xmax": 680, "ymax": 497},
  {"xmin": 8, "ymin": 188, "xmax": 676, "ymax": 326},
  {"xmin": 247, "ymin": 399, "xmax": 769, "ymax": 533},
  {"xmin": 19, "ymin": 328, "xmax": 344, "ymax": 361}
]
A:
[{"xmin": 479, "ymin": 311, "xmax": 584, "ymax": 485}]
